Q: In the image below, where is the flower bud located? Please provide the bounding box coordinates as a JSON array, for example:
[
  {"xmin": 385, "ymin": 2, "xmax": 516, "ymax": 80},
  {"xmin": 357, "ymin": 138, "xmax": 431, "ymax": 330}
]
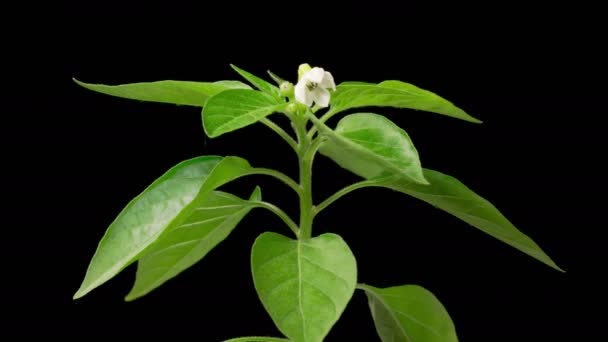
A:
[
  {"xmin": 298, "ymin": 63, "xmax": 312, "ymax": 81},
  {"xmin": 280, "ymin": 82, "xmax": 294, "ymax": 98},
  {"xmin": 286, "ymin": 103, "xmax": 298, "ymax": 115}
]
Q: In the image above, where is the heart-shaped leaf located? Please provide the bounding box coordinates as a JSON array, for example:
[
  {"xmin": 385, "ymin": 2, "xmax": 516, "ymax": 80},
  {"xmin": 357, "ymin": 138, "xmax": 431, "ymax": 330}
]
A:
[
  {"xmin": 378, "ymin": 169, "xmax": 562, "ymax": 271},
  {"xmin": 326, "ymin": 80, "xmax": 480, "ymax": 123},
  {"xmin": 126, "ymin": 187, "xmax": 261, "ymax": 300},
  {"xmin": 73, "ymin": 78, "xmax": 250, "ymax": 106},
  {"xmin": 312, "ymin": 113, "xmax": 428, "ymax": 184},
  {"xmin": 358, "ymin": 284, "xmax": 458, "ymax": 342},
  {"xmin": 231, "ymin": 64, "xmax": 283, "ymax": 101},
  {"xmin": 251, "ymin": 232, "xmax": 357, "ymax": 342},
  {"xmin": 203, "ymin": 89, "xmax": 287, "ymax": 138},
  {"xmin": 74, "ymin": 155, "xmax": 257, "ymax": 299}
]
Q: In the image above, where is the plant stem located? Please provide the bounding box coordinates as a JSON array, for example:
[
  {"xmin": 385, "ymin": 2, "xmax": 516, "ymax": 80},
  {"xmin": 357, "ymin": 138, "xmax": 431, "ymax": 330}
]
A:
[
  {"xmin": 295, "ymin": 114, "xmax": 314, "ymax": 239},
  {"xmin": 306, "ymin": 106, "xmax": 336, "ymax": 138},
  {"xmin": 252, "ymin": 201, "xmax": 299, "ymax": 236},
  {"xmin": 298, "ymin": 150, "xmax": 313, "ymax": 239},
  {"xmin": 251, "ymin": 167, "xmax": 301, "ymax": 195},
  {"xmin": 261, "ymin": 118, "xmax": 298, "ymax": 152},
  {"xmin": 313, "ymin": 179, "xmax": 383, "ymax": 218}
]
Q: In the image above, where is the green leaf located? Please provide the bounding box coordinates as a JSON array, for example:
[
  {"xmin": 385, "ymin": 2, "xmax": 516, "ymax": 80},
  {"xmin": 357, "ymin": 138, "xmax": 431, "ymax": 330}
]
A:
[
  {"xmin": 73, "ymin": 156, "xmax": 221, "ymax": 299},
  {"xmin": 74, "ymin": 155, "xmax": 257, "ymax": 299},
  {"xmin": 326, "ymin": 80, "xmax": 481, "ymax": 123},
  {"xmin": 223, "ymin": 337, "xmax": 290, "ymax": 342},
  {"xmin": 378, "ymin": 169, "xmax": 563, "ymax": 271},
  {"xmin": 126, "ymin": 187, "xmax": 261, "ymax": 300},
  {"xmin": 197, "ymin": 156, "xmax": 255, "ymax": 194},
  {"xmin": 267, "ymin": 70, "xmax": 287, "ymax": 85},
  {"xmin": 231, "ymin": 64, "xmax": 283, "ymax": 100},
  {"xmin": 203, "ymin": 89, "xmax": 287, "ymax": 138},
  {"xmin": 358, "ymin": 284, "xmax": 458, "ymax": 342},
  {"xmin": 311, "ymin": 113, "xmax": 428, "ymax": 184},
  {"xmin": 73, "ymin": 78, "xmax": 251, "ymax": 106},
  {"xmin": 251, "ymin": 232, "xmax": 357, "ymax": 342}
]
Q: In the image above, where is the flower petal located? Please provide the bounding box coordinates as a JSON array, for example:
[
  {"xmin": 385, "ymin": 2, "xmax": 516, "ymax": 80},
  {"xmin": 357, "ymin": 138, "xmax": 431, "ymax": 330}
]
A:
[
  {"xmin": 320, "ymin": 71, "xmax": 336, "ymax": 90},
  {"xmin": 312, "ymin": 87, "xmax": 330, "ymax": 107},
  {"xmin": 295, "ymin": 81, "xmax": 313, "ymax": 107},
  {"xmin": 305, "ymin": 67, "xmax": 326, "ymax": 83}
]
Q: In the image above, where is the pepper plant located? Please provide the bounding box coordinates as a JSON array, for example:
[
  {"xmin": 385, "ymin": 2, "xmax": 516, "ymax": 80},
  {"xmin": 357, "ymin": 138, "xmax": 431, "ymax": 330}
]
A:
[{"xmin": 73, "ymin": 64, "xmax": 562, "ymax": 342}]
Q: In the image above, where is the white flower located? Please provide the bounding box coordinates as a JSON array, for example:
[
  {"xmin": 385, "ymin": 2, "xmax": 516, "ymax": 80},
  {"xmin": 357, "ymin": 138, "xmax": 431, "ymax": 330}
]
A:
[{"xmin": 295, "ymin": 67, "xmax": 336, "ymax": 108}]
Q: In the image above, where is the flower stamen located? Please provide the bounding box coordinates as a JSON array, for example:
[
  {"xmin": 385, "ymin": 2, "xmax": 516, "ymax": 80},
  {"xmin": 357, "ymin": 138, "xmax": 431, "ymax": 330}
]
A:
[{"xmin": 306, "ymin": 81, "xmax": 318, "ymax": 91}]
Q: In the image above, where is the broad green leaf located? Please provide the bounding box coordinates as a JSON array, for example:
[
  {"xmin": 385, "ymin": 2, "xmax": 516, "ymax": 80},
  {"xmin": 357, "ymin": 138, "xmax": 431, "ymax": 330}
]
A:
[
  {"xmin": 251, "ymin": 232, "xmax": 357, "ymax": 342},
  {"xmin": 358, "ymin": 284, "xmax": 458, "ymax": 342},
  {"xmin": 231, "ymin": 64, "xmax": 283, "ymax": 100},
  {"xmin": 312, "ymin": 113, "xmax": 428, "ymax": 184},
  {"xmin": 203, "ymin": 89, "xmax": 287, "ymax": 138},
  {"xmin": 326, "ymin": 80, "xmax": 481, "ymax": 123},
  {"xmin": 74, "ymin": 156, "xmax": 222, "ymax": 299},
  {"xmin": 73, "ymin": 78, "xmax": 251, "ymax": 106},
  {"xmin": 223, "ymin": 337, "xmax": 290, "ymax": 342},
  {"xmin": 378, "ymin": 169, "xmax": 563, "ymax": 271},
  {"xmin": 74, "ymin": 155, "xmax": 257, "ymax": 299},
  {"xmin": 126, "ymin": 187, "xmax": 261, "ymax": 300}
]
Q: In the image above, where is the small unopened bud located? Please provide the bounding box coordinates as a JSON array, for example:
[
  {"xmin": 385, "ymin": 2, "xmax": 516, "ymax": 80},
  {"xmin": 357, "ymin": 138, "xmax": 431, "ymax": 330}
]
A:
[
  {"xmin": 286, "ymin": 103, "xmax": 298, "ymax": 115},
  {"xmin": 298, "ymin": 63, "xmax": 312, "ymax": 81},
  {"xmin": 280, "ymin": 82, "xmax": 294, "ymax": 98}
]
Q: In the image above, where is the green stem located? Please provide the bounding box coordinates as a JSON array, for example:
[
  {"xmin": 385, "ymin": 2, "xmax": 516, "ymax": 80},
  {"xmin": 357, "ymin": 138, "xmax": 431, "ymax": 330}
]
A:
[
  {"xmin": 252, "ymin": 201, "xmax": 299, "ymax": 236},
  {"xmin": 261, "ymin": 118, "xmax": 298, "ymax": 152},
  {"xmin": 295, "ymin": 114, "xmax": 314, "ymax": 239},
  {"xmin": 250, "ymin": 167, "xmax": 301, "ymax": 195},
  {"xmin": 298, "ymin": 150, "xmax": 313, "ymax": 239},
  {"xmin": 313, "ymin": 179, "xmax": 383, "ymax": 218},
  {"xmin": 307, "ymin": 135, "xmax": 325, "ymax": 162},
  {"xmin": 307, "ymin": 126, "xmax": 318, "ymax": 140}
]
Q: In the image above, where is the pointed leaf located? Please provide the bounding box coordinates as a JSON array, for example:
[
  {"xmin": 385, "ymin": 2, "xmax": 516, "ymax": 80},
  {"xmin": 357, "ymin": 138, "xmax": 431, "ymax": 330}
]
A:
[
  {"xmin": 378, "ymin": 169, "xmax": 562, "ymax": 271},
  {"xmin": 203, "ymin": 89, "xmax": 287, "ymax": 138},
  {"xmin": 231, "ymin": 64, "xmax": 283, "ymax": 100},
  {"xmin": 74, "ymin": 156, "xmax": 222, "ymax": 299},
  {"xmin": 126, "ymin": 187, "xmax": 261, "ymax": 300},
  {"xmin": 326, "ymin": 80, "xmax": 481, "ymax": 123},
  {"xmin": 74, "ymin": 155, "xmax": 257, "ymax": 299},
  {"xmin": 73, "ymin": 78, "xmax": 251, "ymax": 106},
  {"xmin": 267, "ymin": 70, "xmax": 287, "ymax": 85},
  {"xmin": 358, "ymin": 284, "xmax": 458, "ymax": 342},
  {"xmin": 197, "ymin": 156, "xmax": 255, "ymax": 194},
  {"xmin": 251, "ymin": 232, "xmax": 357, "ymax": 342},
  {"xmin": 312, "ymin": 113, "xmax": 428, "ymax": 184}
]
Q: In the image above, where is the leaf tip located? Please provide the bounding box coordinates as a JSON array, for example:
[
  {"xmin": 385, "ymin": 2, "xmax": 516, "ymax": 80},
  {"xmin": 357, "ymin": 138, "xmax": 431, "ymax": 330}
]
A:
[
  {"xmin": 409, "ymin": 172, "xmax": 430, "ymax": 186},
  {"xmin": 549, "ymin": 261, "xmax": 566, "ymax": 273},
  {"xmin": 464, "ymin": 112, "xmax": 483, "ymax": 124},
  {"xmin": 72, "ymin": 77, "xmax": 86, "ymax": 87},
  {"xmin": 250, "ymin": 186, "xmax": 263, "ymax": 201},
  {"xmin": 418, "ymin": 177, "xmax": 431, "ymax": 185},
  {"xmin": 267, "ymin": 70, "xmax": 284, "ymax": 85},
  {"xmin": 72, "ymin": 287, "xmax": 87, "ymax": 300},
  {"xmin": 124, "ymin": 293, "xmax": 138, "ymax": 302}
]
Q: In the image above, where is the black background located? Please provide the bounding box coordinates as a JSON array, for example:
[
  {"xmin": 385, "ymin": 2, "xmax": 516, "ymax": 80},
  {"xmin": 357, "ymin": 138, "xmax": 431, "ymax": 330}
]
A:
[{"xmin": 6, "ymin": 1, "xmax": 604, "ymax": 340}]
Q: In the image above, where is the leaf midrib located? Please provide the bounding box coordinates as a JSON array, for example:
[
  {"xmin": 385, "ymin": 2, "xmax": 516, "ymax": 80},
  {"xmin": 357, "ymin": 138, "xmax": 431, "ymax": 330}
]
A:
[{"xmin": 296, "ymin": 239, "xmax": 307, "ymax": 342}]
